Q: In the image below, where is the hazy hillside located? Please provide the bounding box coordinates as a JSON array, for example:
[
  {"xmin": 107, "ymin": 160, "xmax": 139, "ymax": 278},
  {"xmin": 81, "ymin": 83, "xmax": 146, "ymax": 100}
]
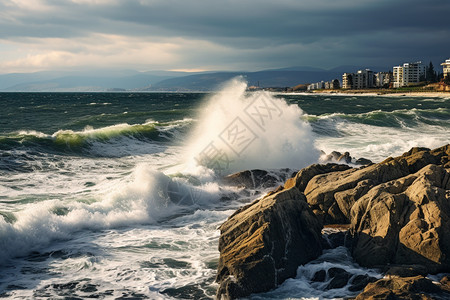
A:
[
  {"xmin": 0, "ymin": 65, "xmax": 390, "ymax": 92},
  {"xmin": 0, "ymin": 70, "xmax": 191, "ymax": 92},
  {"xmin": 145, "ymin": 70, "xmax": 345, "ymax": 91}
]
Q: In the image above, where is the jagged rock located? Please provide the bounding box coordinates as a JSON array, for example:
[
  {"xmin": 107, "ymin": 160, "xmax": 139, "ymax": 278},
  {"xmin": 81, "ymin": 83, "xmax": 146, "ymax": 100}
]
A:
[
  {"xmin": 385, "ymin": 265, "xmax": 428, "ymax": 278},
  {"xmin": 440, "ymin": 276, "xmax": 450, "ymax": 293},
  {"xmin": 355, "ymin": 275, "xmax": 443, "ymax": 300},
  {"xmin": 216, "ymin": 145, "xmax": 450, "ymax": 299},
  {"xmin": 355, "ymin": 157, "xmax": 373, "ymax": 165},
  {"xmin": 215, "ymin": 187, "xmax": 323, "ymax": 299},
  {"xmin": 337, "ymin": 152, "xmax": 352, "ymax": 164},
  {"xmin": 326, "ymin": 267, "xmax": 351, "ymax": 289},
  {"xmin": 311, "ymin": 270, "xmax": 326, "ymax": 282},
  {"xmin": 350, "ymin": 164, "xmax": 450, "ymax": 273},
  {"xmin": 222, "ymin": 169, "xmax": 280, "ymax": 189},
  {"xmin": 322, "ymin": 227, "xmax": 351, "ymax": 249},
  {"xmin": 348, "ymin": 274, "xmax": 378, "ymax": 292},
  {"xmin": 284, "ymin": 163, "xmax": 351, "ymax": 192},
  {"xmin": 305, "ymin": 144, "xmax": 450, "ymax": 224},
  {"xmin": 324, "ymin": 151, "xmax": 343, "ymax": 162},
  {"xmin": 322, "ymin": 150, "xmax": 372, "ymax": 165}
]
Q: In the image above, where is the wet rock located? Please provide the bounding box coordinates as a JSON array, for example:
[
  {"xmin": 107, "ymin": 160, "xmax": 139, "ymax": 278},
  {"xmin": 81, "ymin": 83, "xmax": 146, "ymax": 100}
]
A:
[
  {"xmin": 348, "ymin": 274, "xmax": 378, "ymax": 292},
  {"xmin": 385, "ymin": 265, "xmax": 428, "ymax": 278},
  {"xmin": 355, "ymin": 157, "xmax": 373, "ymax": 166},
  {"xmin": 215, "ymin": 187, "xmax": 323, "ymax": 299},
  {"xmin": 222, "ymin": 169, "xmax": 279, "ymax": 189},
  {"xmin": 440, "ymin": 276, "xmax": 450, "ymax": 293},
  {"xmin": 322, "ymin": 228, "xmax": 350, "ymax": 249},
  {"xmin": 326, "ymin": 267, "xmax": 351, "ymax": 290},
  {"xmin": 351, "ymin": 164, "xmax": 450, "ymax": 273},
  {"xmin": 322, "ymin": 150, "xmax": 372, "ymax": 166},
  {"xmin": 355, "ymin": 275, "xmax": 442, "ymax": 300},
  {"xmin": 311, "ymin": 270, "xmax": 326, "ymax": 282},
  {"xmin": 337, "ymin": 152, "xmax": 352, "ymax": 164},
  {"xmin": 324, "ymin": 151, "xmax": 343, "ymax": 162}
]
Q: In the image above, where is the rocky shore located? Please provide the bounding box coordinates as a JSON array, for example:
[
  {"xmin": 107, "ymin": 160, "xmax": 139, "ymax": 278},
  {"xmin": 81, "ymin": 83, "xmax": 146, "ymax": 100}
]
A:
[{"xmin": 216, "ymin": 144, "xmax": 450, "ymax": 299}]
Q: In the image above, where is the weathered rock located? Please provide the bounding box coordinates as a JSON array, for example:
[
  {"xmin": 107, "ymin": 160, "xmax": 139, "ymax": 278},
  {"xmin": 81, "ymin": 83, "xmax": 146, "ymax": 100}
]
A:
[
  {"xmin": 355, "ymin": 157, "xmax": 373, "ymax": 165},
  {"xmin": 326, "ymin": 267, "xmax": 351, "ymax": 290},
  {"xmin": 337, "ymin": 152, "xmax": 352, "ymax": 164},
  {"xmin": 284, "ymin": 163, "xmax": 351, "ymax": 192},
  {"xmin": 351, "ymin": 164, "xmax": 450, "ymax": 273},
  {"xmin": 311, "ymin": 270, "xmax": 326, "ymax": 282},
  {"xmin": 216, "ymin": 187, "xmax": 323, "ymax": 299},
  {"xmin": 324, "ymin": 151, "xmax": 343, "ymax": 162},
  {"xmin": 305, "ymin": 144, "xmax": 450, "ymax": 224},
  {"xmin": 355, "ymin": 275, "xmax": 442, "ymax": 300},
  {"xmin": 216, "ymin": 145, "xmax": 450, "ymax": 299},
  {"xmin": 440, "ymin": 276, "xmax": 450, "ymax": 292},
  {"xmin": 348, "ymin": 274, "xmax": 378, "ymax": 292},
  {"xmin": 322, "ymin": 229, "xmax": 349, "ymax": 249},
  {"xmin": 322, "ymin": 150, "xmax": 372, "ymax": 165},
  {"xmin": 385, "ymin": 265, "xmax": 428, "ymax": 278},
  {"xmin": 222, "ymin": 169, "xmax": 280, "ymax": 189}
]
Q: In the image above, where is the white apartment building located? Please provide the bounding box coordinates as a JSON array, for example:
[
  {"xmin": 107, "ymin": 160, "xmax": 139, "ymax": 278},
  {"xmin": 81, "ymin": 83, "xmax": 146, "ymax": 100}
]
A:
[
  {"xmin": 342, "ymin": 69, "xmax": 374, "ymax": 89},
  {"xmin": 342, "ymin": 73, "xmax": 352, "ymax": 89},
  {"xmin": 393, "ymin": 61, "xmax": 425, "ymax": 88},
  {"xmin": 442, "ymin": 58, "xmax": 450, "ymax": 79}
]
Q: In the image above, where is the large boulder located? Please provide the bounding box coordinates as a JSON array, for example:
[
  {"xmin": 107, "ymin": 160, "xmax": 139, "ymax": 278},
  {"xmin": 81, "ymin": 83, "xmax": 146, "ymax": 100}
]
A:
[
  {"xmin": 304, "ymin": 145, "xmax": 450, "ymax": 224},
  {"xmin": 355, "ymin": 275, "xmax": 444, "ymax": 300},
  {"xmin": 222, "ymin": 169, "xmax": 282, "ymax": 189},
  {"xmin": 350, "ymin": 164, "xmax": 450, "ymax": 273},
  {"xmin": 216, "ymin": 187, "xmax": 323, "ymax": 299}
]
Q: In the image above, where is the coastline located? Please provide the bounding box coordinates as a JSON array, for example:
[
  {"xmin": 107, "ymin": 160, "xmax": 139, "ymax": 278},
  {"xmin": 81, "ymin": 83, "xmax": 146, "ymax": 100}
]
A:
[
  {"xmin": 277, "ymin": 89, "xmax": 450, "ymax": 98},
  {"xmin": 307, "ymin": 90, "xmax": 450, "ymax": 98}
]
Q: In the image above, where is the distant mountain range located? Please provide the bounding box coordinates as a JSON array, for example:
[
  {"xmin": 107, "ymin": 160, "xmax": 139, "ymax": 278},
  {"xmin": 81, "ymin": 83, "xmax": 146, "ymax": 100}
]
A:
[{"xmin": 0, "ymin": 65, "xmax": 390, "ymax": 92}]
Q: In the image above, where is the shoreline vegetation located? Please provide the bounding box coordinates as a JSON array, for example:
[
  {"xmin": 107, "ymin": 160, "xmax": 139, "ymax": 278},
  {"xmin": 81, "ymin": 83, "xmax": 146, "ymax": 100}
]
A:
[{"xmin": 216, "ymin": 144, "xmax": 450, "ymax": 299}]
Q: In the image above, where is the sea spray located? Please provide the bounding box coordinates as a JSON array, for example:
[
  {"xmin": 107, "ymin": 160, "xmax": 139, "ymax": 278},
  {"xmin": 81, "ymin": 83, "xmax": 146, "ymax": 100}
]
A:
[{"xmin": 185, "ymin": 77, "xmax": 319, "ymax": 175}]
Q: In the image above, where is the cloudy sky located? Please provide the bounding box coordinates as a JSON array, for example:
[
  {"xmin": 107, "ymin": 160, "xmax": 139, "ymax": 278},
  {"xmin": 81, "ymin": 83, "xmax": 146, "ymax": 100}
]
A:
[{"xmin": 1, "ymin": 0, "xmax": 449, "ymax": 74}]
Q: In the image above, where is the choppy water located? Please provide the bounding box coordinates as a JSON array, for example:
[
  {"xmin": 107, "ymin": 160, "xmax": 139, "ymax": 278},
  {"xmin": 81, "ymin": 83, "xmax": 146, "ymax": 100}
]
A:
[{"xmin": 0, "ymin": 80, "xmax": 449, "ymax": 299}]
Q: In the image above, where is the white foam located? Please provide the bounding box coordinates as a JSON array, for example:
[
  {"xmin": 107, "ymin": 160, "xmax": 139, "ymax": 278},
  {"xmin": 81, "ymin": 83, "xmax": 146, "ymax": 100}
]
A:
[
  {"xmin": 253, "ymin": 247, "xmax": 382, "ymax": 300},
  {"xmin": 0, "ymin": 164, "xmax": 220, "ymax": 264},
  {"xmin": 315, "ymin": 121, "xmax": 449, "ymax": 162},
  {"xmin": 184, "ymin": 77, "xmax": 319, "ymax": 175}
]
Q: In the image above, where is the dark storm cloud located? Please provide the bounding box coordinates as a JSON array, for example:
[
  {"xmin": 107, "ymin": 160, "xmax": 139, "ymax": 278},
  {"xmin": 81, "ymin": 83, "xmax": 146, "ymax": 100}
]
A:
[{"xmin": 1, "ymin": 0, "xmax": 449, "ymax": 71}]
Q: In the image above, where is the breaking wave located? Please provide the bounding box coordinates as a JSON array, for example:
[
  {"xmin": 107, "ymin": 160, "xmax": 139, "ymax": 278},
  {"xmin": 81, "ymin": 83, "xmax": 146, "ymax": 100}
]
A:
[{"xmin": 184, "ymin": 77, "xmax": 320, "ymax": 174}]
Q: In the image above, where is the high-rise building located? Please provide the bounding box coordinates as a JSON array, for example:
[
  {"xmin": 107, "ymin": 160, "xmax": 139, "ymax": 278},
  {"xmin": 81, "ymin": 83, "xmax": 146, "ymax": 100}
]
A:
[
  {"xmin": 441, "ymin": 58, "xmax": 450, "ymax": 79},
  {"xmin": 393, "ymin": 61, "xmax": 425, "ymax": 88},
  {"xmin": 342, "ymin": 73, "xmax": 353, "ymax": 89},
  {"xmin": 342, "ymin": 69, "xmax": 374, "ymax": 89}
]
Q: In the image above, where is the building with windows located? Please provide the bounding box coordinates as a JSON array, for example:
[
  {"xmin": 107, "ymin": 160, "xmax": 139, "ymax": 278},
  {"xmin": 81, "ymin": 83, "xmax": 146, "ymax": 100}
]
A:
[
  {"xmin": 342, "ymin": 73, "xmax": 353, "ymax": 89},
  {"xmin": 307, "ymin": 79, "xmax": 340, "ymax": 91},
  {"xmin": 342, "ymin": 69, "xmax": 374, "ymax": 89},
  {"xmin": 375, "ymin": 72, "xmax": 393, "ymax": 88},
  {"xmin": 441, "ymin": 58, "xmax": 450, "ymax": 79},
  {"xmin": 393, "ymin": 61, "xmax": 425, "ymax": 88}
]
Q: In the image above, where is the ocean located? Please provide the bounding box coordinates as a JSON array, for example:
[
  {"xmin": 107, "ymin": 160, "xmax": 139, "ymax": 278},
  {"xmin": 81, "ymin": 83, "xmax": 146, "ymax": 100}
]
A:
[{"xmin": 0, "ymin": 79, "xmax": 449, "ymax": 299}]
